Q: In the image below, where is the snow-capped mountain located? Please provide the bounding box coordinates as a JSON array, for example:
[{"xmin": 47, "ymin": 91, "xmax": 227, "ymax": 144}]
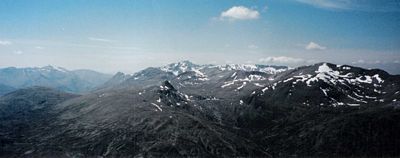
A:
[
  {"xmin": 249, "ymin": 62, "xmax": 400, "ymax": 108},
  {"xmin": 101, "ymin": 60, "xmax": 288, "ymax": 90},
  {"xmin": 101, "ymin": 61, "xmax": 399, "ymax": 108},
  {"xmin": 160, "ymin": 60, "xmax": 205, "ymax": 76},
  {"xmin": 159, "ymin": 60, "xmax": 288, "ymax": 76},
  {"xmin": 214, "ymin": 64, "xmax": 288, "ymax": 74},
  {"xmin": 1, "ymin": 61, "xmax": 400, "ymax": 157},
  {"xmin": 0, "ymin": 66, "xmax": 112, "ymax": 94}
]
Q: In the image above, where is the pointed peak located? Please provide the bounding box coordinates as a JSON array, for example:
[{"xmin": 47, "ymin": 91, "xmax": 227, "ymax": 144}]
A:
[
  {"xmin": 115, "ymin": 72, "xmax": 126, "ymax": 76},
  {"xmin": 178, "ymin": 60, "xmax": 194, "ymax": 65},
  {"xmin": 161, "ymin": 80, "xmax": 176, "ymax": 91},
  {"xmin": 171, "ymin": 60, "xmax": 199, "ymax": 68}
]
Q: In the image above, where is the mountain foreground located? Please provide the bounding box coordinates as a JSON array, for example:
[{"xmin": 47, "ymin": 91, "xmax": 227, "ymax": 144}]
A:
[{"xmin": 0, "ymin": 61, "xmax": 399, "ymax": 157}]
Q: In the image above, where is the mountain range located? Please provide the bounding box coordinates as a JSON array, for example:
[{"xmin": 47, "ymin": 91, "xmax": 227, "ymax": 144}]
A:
[
  {"xmin": 0, "ymin": 61, "xmax": 399, "ymax": 157},
  {"xmin": 0, "ymin": 66, "xmax": 112, "ymax": 95}
]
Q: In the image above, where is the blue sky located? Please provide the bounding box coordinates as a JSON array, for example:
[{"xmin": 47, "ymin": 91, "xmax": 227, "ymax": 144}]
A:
[{"xmin": 0, "ymin": 0, "xmax": 399, "ymax": 74}]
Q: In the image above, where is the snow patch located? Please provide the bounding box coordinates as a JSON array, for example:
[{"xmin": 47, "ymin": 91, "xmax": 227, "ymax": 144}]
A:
[
  {"xmin": 372, "ymin": 74, "xmax": 384, "ymax": 83},
  {"xmin": 237, "ymin": 82, "xmax": 247, "ymax": 90},
  {"xmin": 151, "ymin": 103, "xmax": 163, "ymax": 111},
  {"xmin": 347, "ymin": 103, "xmax": 360, "ymax": 106},
  {"xmin": 262, "ymin": 86, "xmax": 269, "ymax": 92},
  {"xmin": 221, "ymin": 81, "xmax": 235, "ymax": 88},
  {"xmin": 254, "ymin": 83, "xmax": 265, "ymax": 87},
  {"xmin": 231, "ymin": 72, "xmax": 237, "ymax": 78},
  {"xmin": 320, "ymin": 87, "xmax": 328, "ymax": 97}
]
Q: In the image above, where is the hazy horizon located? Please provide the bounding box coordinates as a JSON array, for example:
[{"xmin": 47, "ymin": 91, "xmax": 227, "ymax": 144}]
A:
[{"xmin": 1, "ymin": 60, "xmax": 400, "ymax": 75}]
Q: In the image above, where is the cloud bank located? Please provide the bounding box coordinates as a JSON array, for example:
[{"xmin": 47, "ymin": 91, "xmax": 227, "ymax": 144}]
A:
[
  {"xmin": 259, "ymin": 56, "xmax": 305, "ymax": 64},
  {"xmin": 88, "ymin": 37, "xmax": 115, "ymax": 43},
  {"xmin": 0, "ymin": 40, "xmax": 12, "ymax": 46}
]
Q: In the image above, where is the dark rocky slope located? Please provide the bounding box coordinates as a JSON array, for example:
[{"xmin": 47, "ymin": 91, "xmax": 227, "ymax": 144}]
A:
[
  {"xmin": 0, "ymin": 87, "xmax": 79, "ymax": 156},
  {"xmin": 0, "ymin": 61, "xmax": 399, "ymax": 157}
]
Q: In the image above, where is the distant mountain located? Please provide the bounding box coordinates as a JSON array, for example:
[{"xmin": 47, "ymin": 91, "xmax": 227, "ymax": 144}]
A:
[
  {"xmin": 0, "ymin": 66, "xmax": 112, "ymax": 94},
  {"xmin": 100, "ymin": 60, "xmax": 288, "ymax": 90},
  {"xmin": 99, "ymin": 72, "xmax": 132, "ymax": 89},
  {"xmin": 71, "ymin": 69, "xmax": 113, "ymax": 86},
  {"xmin": 1, "ymin": 61, "xmax": 399, "ymax": 157}
]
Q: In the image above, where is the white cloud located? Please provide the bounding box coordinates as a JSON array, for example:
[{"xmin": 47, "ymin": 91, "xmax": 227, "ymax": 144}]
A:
[
  {"xmin": 296, "ymin": 0, "xmax": 350, "ymax": 10},
  {"xmin": 35, "ymin": 46, "xmax": 44, "ymax": 49},
  {"xmin": 259, "ymin": 56, "xmax": 305, "ymax": 64},
  {"xmin": 0, "ymin": 40, "xmax": 12, "ymax": 46},
  {"xmin": 220, "ymin": 6, "xmax": 260, "ymax": 21},
  {"xmin": 13, "ymin": 50, "xmax": 23, "ymax": 55},
  {"xmin": 248, "ymin": 44, "xmax": 258, "ymax": 49},
  {"xmin": 295, "ymin": 0, "xmax": 400, "ymax": 12},
  {"xmin": 88, "ymin": 37, "xmax": 115, "ymax": 43},
  {"xmin": 306, "ymin": 41, "xmax": 326, "ymax": 50},
  {"xmin": 352, "ymin": 59, "xmax": 365, "ymax": 64}
]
